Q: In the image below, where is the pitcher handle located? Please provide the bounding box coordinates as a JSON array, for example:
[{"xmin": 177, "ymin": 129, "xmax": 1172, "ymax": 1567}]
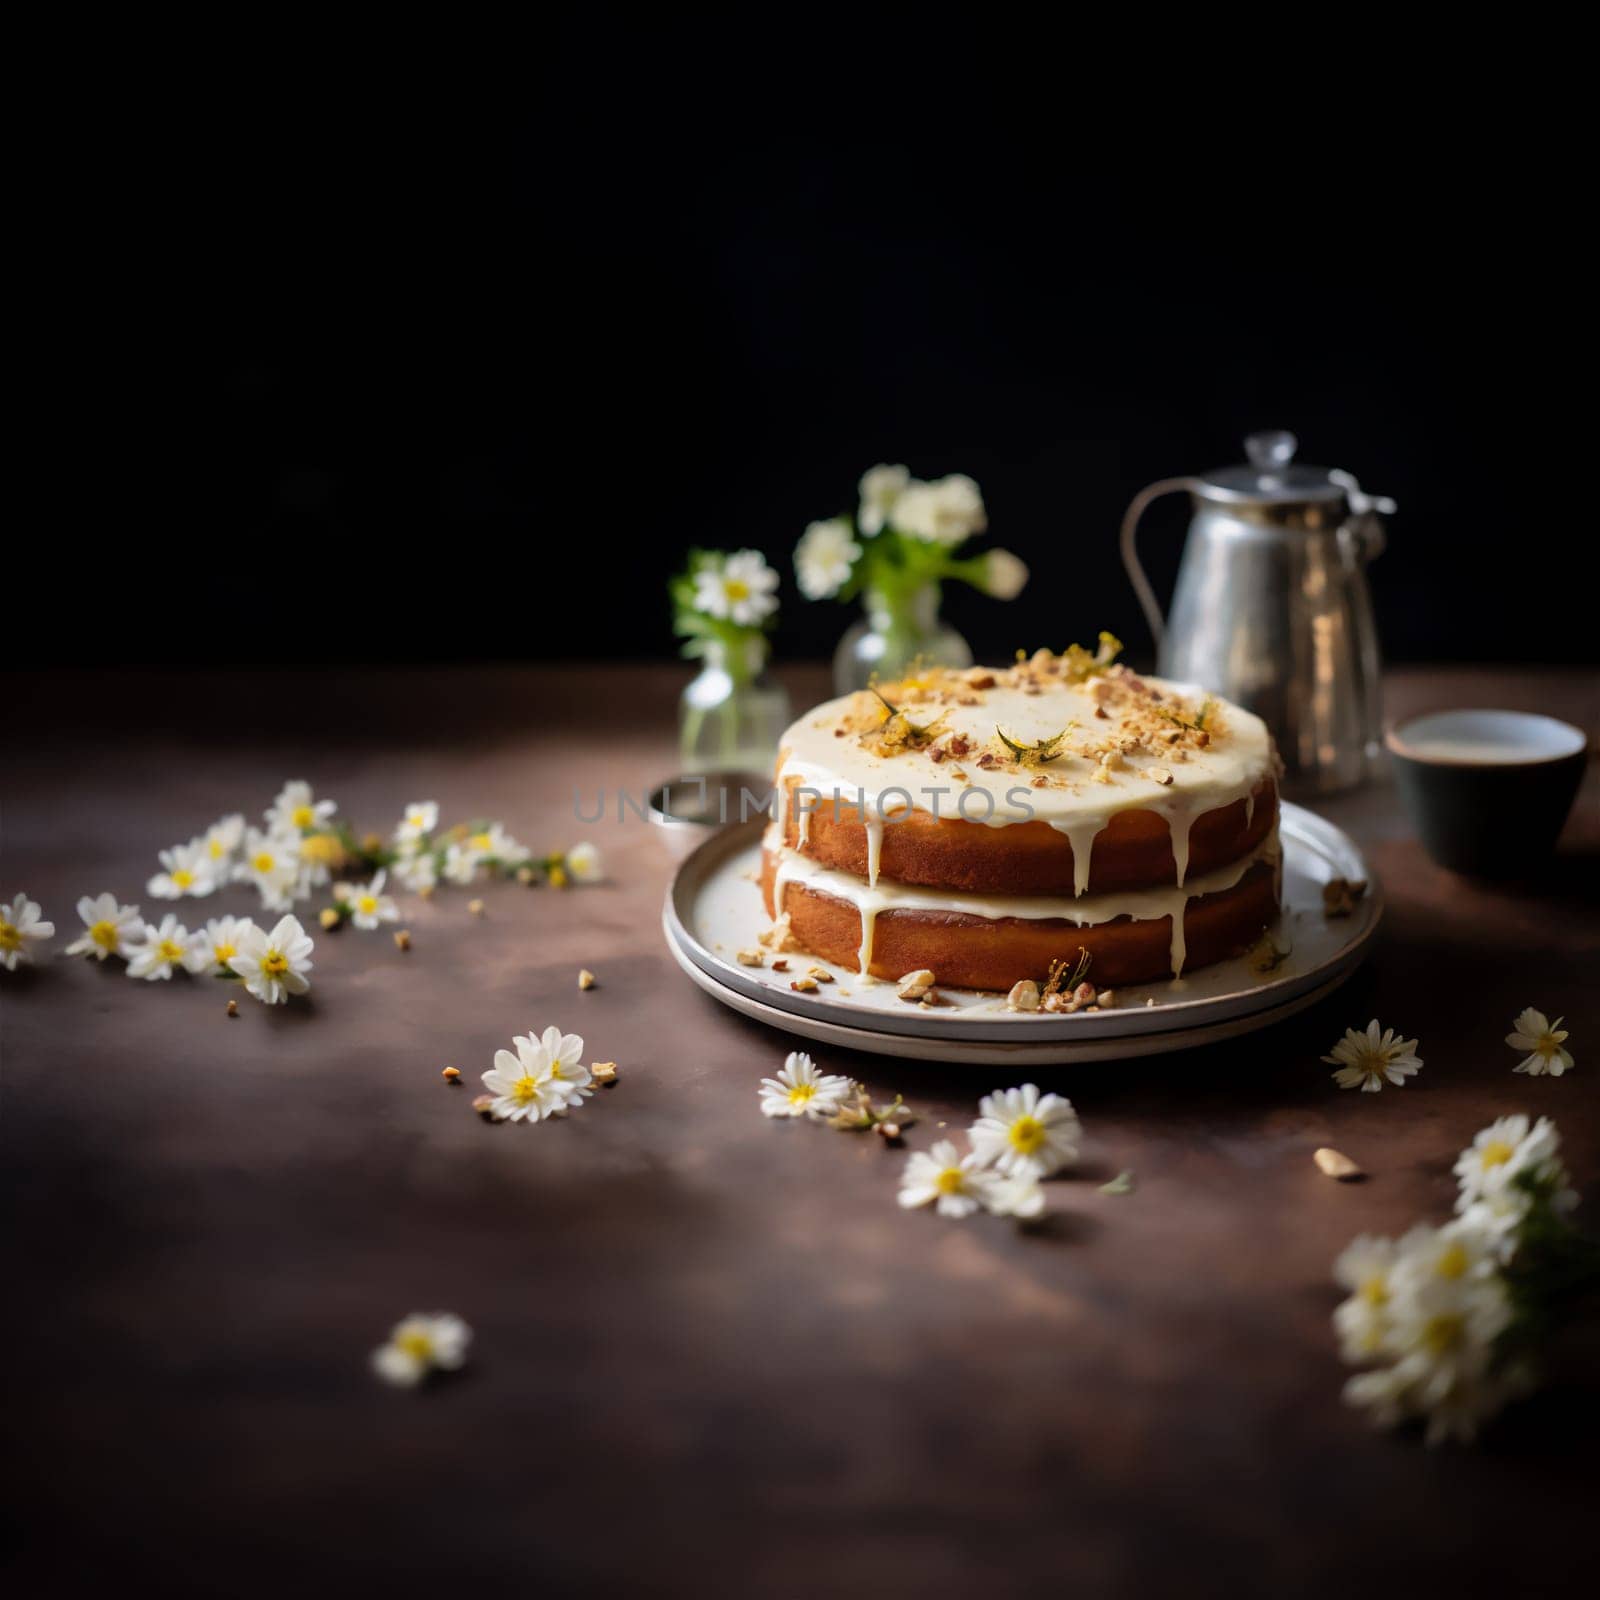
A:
[{"xmin": 1119, "ymin": 477, "xmax": 1200, "ymax": 650}]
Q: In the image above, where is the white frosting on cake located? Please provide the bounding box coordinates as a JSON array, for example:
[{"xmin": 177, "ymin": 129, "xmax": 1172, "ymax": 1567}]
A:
[
  {"xmin": 768, "ymin": 825, "xmax": 1281, "ymax": 979},
  {"xmin": 774, "ymin": 673, "xmax": 1275, "ymax": 894}
]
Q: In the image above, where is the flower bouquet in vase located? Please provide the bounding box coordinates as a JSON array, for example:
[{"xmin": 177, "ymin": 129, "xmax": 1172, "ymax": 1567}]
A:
[
  {"xmin": 671, "ymin": 549, "xmax": 791, "ymax": 774},
  {"xmin": 795, "ymin": 465, "xmax": 1029, "ymax": 695}
]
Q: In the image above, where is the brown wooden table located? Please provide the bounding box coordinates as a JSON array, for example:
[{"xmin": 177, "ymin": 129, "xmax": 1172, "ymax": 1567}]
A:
[{"xmin": 4, "ymin": 664, "xmax": 1597, "ymax": 1598}]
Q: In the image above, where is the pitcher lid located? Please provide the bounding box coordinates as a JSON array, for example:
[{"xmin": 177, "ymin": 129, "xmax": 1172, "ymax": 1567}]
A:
[{"xmin": 1197, "ymin": 430, "xmax": 1347, "ymax": 506}]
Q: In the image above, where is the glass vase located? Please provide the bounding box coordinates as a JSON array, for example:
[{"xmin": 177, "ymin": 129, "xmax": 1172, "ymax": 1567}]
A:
[
  {"xmin": 678, "ymin": 638, "xmax": 792, "ymax": 777},
  {"xmin": 832, "ymin": 582, "xmax": 972, "ymax": 696}
]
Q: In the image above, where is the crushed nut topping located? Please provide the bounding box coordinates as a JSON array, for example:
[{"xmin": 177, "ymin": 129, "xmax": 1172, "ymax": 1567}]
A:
[
  {"xmin": 1006, "ymin": 980, "xmax": 1041, "ymax": 1012},
  {"xmin": 578, "ymin": 968, "xmax": 597, "ymax": 989},
  {"xmin": 592, "ymin": 1061, "xmax": 618, "ymax": 1085},
  {"xmin": 1313, "ymin": 1146, "xmax": 1364, "ymax": 1181},
  {"xmin": 736, "ymin": 948, "xmax": 765, "ymax": 967},
  {"xmin": 790, "ymin": 975, "xmax": 819, "ymax": 993},
  {"xmin": 1322, "ymin": 878, "xmax": 1368, "ymax": 918},
  {"xmin": 896, "ymin": 968, "xmax": 936, "ymax": 1002},
  {"xmin": 1148, "ymin": 767, "xmax": 1174, "ymax": 786},
  {"xmin": 807, "ymin": 965, "xmax": 835, "ymax": 983}
]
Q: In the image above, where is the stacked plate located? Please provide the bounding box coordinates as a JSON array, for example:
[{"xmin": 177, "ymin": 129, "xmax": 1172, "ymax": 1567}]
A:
[{"xmin": 663, "ymin": 803, "xmax": 1380, "ymax": 1066}]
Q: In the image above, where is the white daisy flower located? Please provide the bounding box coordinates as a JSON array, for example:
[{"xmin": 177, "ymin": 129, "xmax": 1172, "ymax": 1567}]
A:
[
  {"xmin": 0, "ymin": 894, "xmax": 54, "ymax": 970},
  {"xmin": 758, "ymin": 1051, "xmax": 850, "ymax": 1120},
  {"xmin": 190, "ymin": 914, "xmax": 257, "ymax": 976},
  {"xmin": 890, "ymin": 473, "xmax": 987, "ymax": 546},
  {"xmin": 147, "ymin": 838, "xmax": 220, "ymax": 900},
  {"xmin": 565, "ymin": 841, "xmax": 604, "ymax": 883},
  {"xmin": 64, "ymin": 893, "xmax": 145, "ymax": 961},
  {"xmin": 266, "ymin": 779, "xmax": 337, "ymax": 835},
  {"xmin": 336, "ymin": 870, "xmax": 399, "ymax": 930},
  {"xmin": 444, "ymin": 822, "xmax": 528, "ymax": 884},
  {"xmin": 1332, "ymin": 1233, "xmax": 1400, "ymax": 1362},
  {"xmin": 1387, "ymin": 1219, "xmax": 1499, "ymax": 1303},
  {"xmin": 795, "ymin": 517, "xmax": 862, "ymax": 600},
  {"xmin": 391, "ymin": 849, "xmax": 438, "ymax": 894},
  {"xmin": 978, "ymin": 547, "xmax": 1029, "ymax": 600},
  {"xmin": 858, "ymin": 463, "xmax": 910, "ymax": 537},
  {"xmin": 897, "ymin": 1139, "xmax": 1003, "ymax": 1218},
  {"xmin": 968, "ymin": 1083, "xmax": 1081, "ymax": 1179},
  {"xmin": 200, "ymin": 813, "xmax": 246, "ymax": 870},
  {"xmin": 986, "ymin": 1174, "xmax": 1047, "ymax": 1220},
  {"xmin": 1452, "ymin": 1114, "xmax": 1576, "ymax": 1251},
  {"xmin": 516, "ymin": 1024, "xmax": 593, "ymax": 1114},
  {"xmin": 481, "ymin": 1035, "xmax": 563, "ymax": 1123},
  {"xmin": 125, "ymin": 913, "xmax": 199, "ymax": 981},
  {"xmin": 228, "ymin": 914, "xmax": 314, "ymax": 1004},
  {"xmin": 370, "ymin": 1312, "xmax": 472, "ymax": 1388},
  {"xmin": 235, "ymin": 828, "xmax": 303, "ymax": 910},
  {"xmin": 1506, "ymin": 1007, "xmax": 1574, "ymax": 1077},
  {"xmin": 394, "ymin": 800, "xmax": 439, "ymax": 843},
  {"xmin": 692, "ymin": 549, "xmax": 779, "ymax": 625},
  {"xmin": 1323, "ymin": 1019, "xmax": 1423, "ymax": 1092}
]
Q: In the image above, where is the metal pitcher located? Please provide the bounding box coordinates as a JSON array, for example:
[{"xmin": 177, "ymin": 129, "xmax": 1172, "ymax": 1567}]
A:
[{"xmin": 1120, "ymin": 429, "xmax": 1395, "ymax": 795}]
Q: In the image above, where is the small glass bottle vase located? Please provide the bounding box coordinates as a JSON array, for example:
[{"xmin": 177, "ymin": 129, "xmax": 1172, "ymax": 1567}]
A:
[
  {"xmin": 832, "ymin": 583, "xmax": 972, "ymax": 696},
  {"xmin": 678, "ymin": 637, "xmax": 792, "ymax": 777}
]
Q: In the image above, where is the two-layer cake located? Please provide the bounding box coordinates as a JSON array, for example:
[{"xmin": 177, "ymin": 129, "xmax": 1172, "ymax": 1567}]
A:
[{"xmin": 760, "ymin": 644, "xmax": 1283, "ymax": 992}]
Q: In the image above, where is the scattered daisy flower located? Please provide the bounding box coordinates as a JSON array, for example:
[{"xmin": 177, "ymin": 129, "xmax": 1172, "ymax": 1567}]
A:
[
  {"xmin": 759, "ymin": 1051, "xmax": 850, "ymax": 1121},
  {"xmin": 229, "ymin": 914, "xmax": 314, "ymax": 1004},
  {"xmin": 266, "ymin": 779, "xmax": 337, "ymax": 836},
  {"xmin": 857, "ymin": 463, "xmax": 909, "ymax": 537},
  {"xmin": 391, "ymin": 849, "xmax": 438, "ymax": 894},
  {"xmin": 125, "ymin": 913, "xmax": 200, "ymax": 981},
  {"xmin": 235, "ymin": 828, "xmax": 303, "ymax": 911},
  {"xmin": 147, "ymin": 839, "xmax": 219, "ymax": 900},
  {"xmin": 444, "ymin": 822, "xmax": 529, "ymax": 884},
  {"xmin": 565, "ymin": 841, "xmax": 604, "ymax": 883},
  {"xmin": 1323, "ymin": 1019, "xmax": 1423, "ymax": 1092},
  {"xmin": 0, "ymin": 894, "xmax": 54, "ymax": 970},
  {"xmin": 370, "ymin": 1312, "xmax": 472, "ymax": 1388},
  {"xmin": 897, "ymin": 1139, "xmax": 1003, "ymax": 1218},
  {"xmin": 1452, "ymin": 1114, "xmax": 1577, "ymax": 1251},
  {"xmin": 64, "ymin": 893, "xmax": 144, "ymax": 961},
  {"xmin": 190, "ymin": 914, "xmax": 257, "ymax": 976},
  {"xmin": 1332, "ymin": 1234, "xmax": 1400, "ymax": 1362},
  {"xmin": 394, "ymin": 800, "xmax": 439, "ymax": 843},
  {"xmin": 336, "ymin": 870, "xmax": 399, "ymax": 930},
  {"xmin": 1506, "ymin": 1008, "xmax": 1574, "ymax": 1077},
  {"xmin": 986, "ymin": 1173, "xmax": 1047, "ymax": 1220},
  {"xmin": 293, "ymin": 831, "xmax": 345, "ymax": 895},
  {"xmin": 968, "ymin": 1083, "xmax": 1081, "ymax": 1178},
  {"xmin": 795, "ymin": 516, "xmax": 862, "ymax": 599},
  {"xmin": 200, "ymin": 813, "xmax": 246, "ymax": 869},
  {"xmin": 516, "ymin": 1025, "xmax": 593, "ymax": 1114},
  {"xmin": 481, "ymin": 1034, "xmax": 563, "ymax": 1122},
  {"xmin": 692, "ymin": 548, "xmax": 780, "ymax": 625}
]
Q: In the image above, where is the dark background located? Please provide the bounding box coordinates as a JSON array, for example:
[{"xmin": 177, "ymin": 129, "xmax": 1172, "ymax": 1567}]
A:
[{"xmin": 20, "ymin": 40, "xmax": 1593, "ymax": 671}]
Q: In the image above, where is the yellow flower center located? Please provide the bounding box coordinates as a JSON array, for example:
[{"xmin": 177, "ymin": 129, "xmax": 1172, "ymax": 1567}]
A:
[
  {"xmin": 1359, "ymin": 1275, "xmax": 1388, "ymax": 1307},
  {"xmin": 300, "ymin": 834, "xmax": 341, "ymax": 865},
  {"xmin": 1435, "ymin": 1241, "xmax": 1471, "ymax": 1279},
  {"xmin": 1537, "ymin": 1034, "xmax": 1560, "ymax": 1056},
  {"xmin": 1421, "ymin": 1313, "xmax": 1464, "ymax": 1356},
  {"xmin": 408, "ymin": 812, "xmax": 427, "ymax": 829},
  {"xmin": 214, "ymin": 942, "xmax": 235, "ymax": 965},
  {"xmin": 1480, "ymin": 1139, "xmax": 1515, "ymax": 1169},
  {"xmin": 172, "ymin": 868, "xmax": 194, "ymax": 890},
  {"xmin": 0, "ymin": 921, "xmax": 21, "ymax": 952},
  {"xmin": 395, "ymin": 1330, "xmax": 435, "ymax": 1361},
  {"xmin": 510, "ymin": 1074, "xmax": 541, "ymax": 1105},
  {"xmin": 262, "ymin": 950, "xmax": 289, "ymax": 977},
  {"xmin": 787, "ymin": 1082, "xmax": 816, "ymax": 1105},
  {"xmin": 469, "ymin": 832, "xmax": 494, "ymax": 852},
  {"xmin": 724, "ymin": 578, "xmax": 751, "ymax": 602},
  {"xmin": 253, "ymin": 852, "xmax": 276, "ymax": 873},
  {"xmin": 292, "ymin": 804, "xmax": 315, "ymax": 829},
  {"xmin": 548, "ymin": 865, "xmax": 568, "ymax": 888},
  {"xmin": 208, "ymin": 838, "xmax": 227, "ymax": 859},
  {"xmin": 935, "ymin": 1167, "xmax": 966, "ymax": 1196},
  {"xmin": 357, "ymin": 895, "xmax": 378, "ymax": 915},
  {"xmin": 158, "ymin": 939, "xmax": 186, "ymax": 963},
  {"xmin": 90, "ymin": 920, "xmax": 120, "ymax": 951},
  {"xmin": 1007, "ymin": 1115, "xmax": 1046, "ymax": 1155}
]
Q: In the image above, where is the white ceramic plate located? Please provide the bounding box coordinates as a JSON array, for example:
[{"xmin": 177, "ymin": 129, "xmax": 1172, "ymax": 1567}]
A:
[{"xmin": 662, "ymin": 801, "xmax": 1380, "ymax": 1062}]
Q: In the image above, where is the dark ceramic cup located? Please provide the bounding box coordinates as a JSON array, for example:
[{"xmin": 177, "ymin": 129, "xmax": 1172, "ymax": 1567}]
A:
[{"xmin": 1386, "ymin": 709, "xmax": 1588, "ymax": 875}]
